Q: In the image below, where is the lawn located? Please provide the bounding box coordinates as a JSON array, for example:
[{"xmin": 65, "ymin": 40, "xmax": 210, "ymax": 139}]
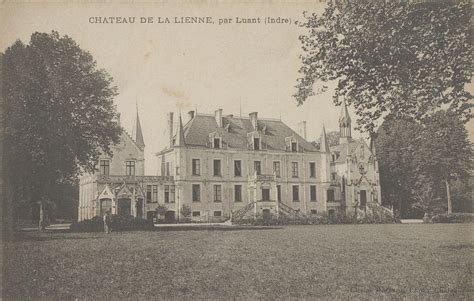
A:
[{"xmin": 3, "ymin": 224, "xmax": 473, "ymax": 299}]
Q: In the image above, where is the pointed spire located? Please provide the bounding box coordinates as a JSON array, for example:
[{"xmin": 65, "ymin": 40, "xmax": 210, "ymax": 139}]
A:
[
  {"xmin": 320, "ymin": 124, "xmax": 330, "ymax": 153},
  {"xmin": 133, "ymin": 104, "xmax": 145, "ymax": 149},
  {"xmin": 174, "ymin": 113, "xmax": 186, "ymax": 147},
  {"xmin": 339, "ymin": 96, "xmax": 352, "ymax": 143}
]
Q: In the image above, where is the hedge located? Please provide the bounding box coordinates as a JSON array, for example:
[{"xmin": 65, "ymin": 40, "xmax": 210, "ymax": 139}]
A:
[
  {"xmin": 430, "ymin": 213, "xmax": 474, "ymax": 223},
  {"xmin": 70, "ymin": 215, "xmax": 154, "ymax": 232}
]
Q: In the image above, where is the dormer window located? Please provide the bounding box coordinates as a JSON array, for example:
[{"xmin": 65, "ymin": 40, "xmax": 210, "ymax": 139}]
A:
[
  {"xmin": 285, "ymin": 136, "xmax": 298, "ymax": 152},
  {"xmin": 254, "ymin": 138, "xmax": 260, "ymax": 150},
  {"xmin": 209, "ymin": 132, "xmax": 222, "ymax": 149},
  {"xmin": 214, "ymin": 138, "xmax": 221, "ymax": 149}
]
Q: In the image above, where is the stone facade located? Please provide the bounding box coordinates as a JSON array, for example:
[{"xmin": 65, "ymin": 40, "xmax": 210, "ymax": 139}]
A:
[{"xmin": 78, "ymin": 103, "xmax": 383, "ymax": 222}]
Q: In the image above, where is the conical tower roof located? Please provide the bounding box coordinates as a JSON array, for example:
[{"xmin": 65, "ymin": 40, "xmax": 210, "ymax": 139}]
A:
[
  {"xmin": 320, "ymin": 124, "xmax": 330, "ymax": 153},
  {"xmin": 133, "ymin": 107, "xmax": 145, "ymax": 149},
  {"xmin": 339, "ymin": 97, "xmax": 351, "ymax": 123},
  {"xmin": 174, "ymin": 113, "xmax": 186, "ymax": 147}
]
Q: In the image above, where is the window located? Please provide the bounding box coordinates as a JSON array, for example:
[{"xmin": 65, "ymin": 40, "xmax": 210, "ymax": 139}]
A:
[
  {"xmin": 310, "ymin": 162, "xmax": 316, "ymax": 178},
  {"xmin": 126, "ymin": 161, "xmax": 135, "ymax": 176},
  {"xmin": 310, "ymin": 185, "xmax": 317, "ymax": 202},
  {"xmin": 100, "ymin": 160, "xmax": 110, "ymax": 176},
  {"xmin": 164, "ymin": 185, "xmax": 170, "ymax": 203},
  {"xmin": 331, "ymin": 172, "xmax": 337, "ymax": 181},
  {"xmin": 166, "ymin": 162, "xmax": 170, "ymax": 176},
  {"xmin": 192, "ymin": 211, "xmax": 200, "ymax": 217},
  {"xmin": 254, "ymin": 161, "xmax": 261, "ymax": 175},
  {"xmin": 214, "ymin": 211, "xmax": 222, "ymax": 217},
  {"xmin": 192, "ymin": 159, "xmax": 200, "ymax": 176},
  {"xmin": 234, "ymin": 160, "xmax": 242, "ymax": 177},
  {"xmin": 152, "ymin": 185, "xmax": 158, "ymax": 203},
  {"xmin": 213, "ymin": 160, "xmax": 221, "ymax": 176},
  {"xmin": 273, "ymin": 161, "xmax": 281, "ymax": 178},
  {"xmin": 276, "ymin": 185, "xmax": 281, "ymax": 202},
  {"xmin": 291, "ymin": 142, "xmax": 298, "ymax": 152},
  {"xmin": 310, "ymin": 209, "xmax": 318, "ymax": 215},
  {"xmin": 262, "ymin": 188, "xmax": 270, "ymax": 201},
  {"xmin": 146, "ymin": 185, "xmax": 152, "ymax": 203},
  {"xmin": 214, "ymin": 185, "xmax": 222, "ymax": 202},
  {"xmin": 170, "ymin": 186, "xmax": 175, "ymax": 203},
  {"xmin": 234, "ymin": 185, "xmax": 242, "ymax": 202},
  {"xmin": 327, "ymin": 190, "xmax": 335, "ymax": 202},
  {"xmin": 192, "ymin": 184, "xmax": 200, "ymax": 202},
  {"xmin": 291, "ymin": 162, "xmax": 299, "ymax": 178},
  {"xmin": 214, "ymin": 138, "xmax": 220, "ymax": 149},
  {"xmin": 292, "ymin": 185, "xmax": 299, "ymax": 201},
  {"xmin": 254, "ymin": 138, "xmax": 260, "ymax": 150}
]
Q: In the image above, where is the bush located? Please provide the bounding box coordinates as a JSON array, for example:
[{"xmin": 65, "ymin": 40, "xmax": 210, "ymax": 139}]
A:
[
  {"xmin": 70, "ymin": 216, "xmax": 104, "ymax": 232},
  {"xmin": 430, "ymin": 213, "xmax": 474, "ymax": 223},
  {"xmin": 70, "ymin": 215, "xmax": 154, "ymax": 232},
  {"xmin": 233, "ymin": 211, "xmax": 399, "ymax": 226}
]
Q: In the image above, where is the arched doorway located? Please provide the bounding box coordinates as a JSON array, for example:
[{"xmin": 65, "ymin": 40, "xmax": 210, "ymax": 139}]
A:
[
  {"xmin": 118, "ymin": 198, "xmax": 131, "ymax": 216},
  {"xmin": 100, "ymin": 198, "xmax": 112, "ymax": 216},
  {"xmin": 164, "ymin": 210, "xmax": 175, "ymax": 223}
]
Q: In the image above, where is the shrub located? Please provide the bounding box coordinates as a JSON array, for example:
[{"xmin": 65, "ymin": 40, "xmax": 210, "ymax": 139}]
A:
[
  {"xmin": 430, "ymin": 213, "xmax": 474, "ymax": 223},
  {"xmin": 70, "ymin": 215, "xmax": 154, "ymax": 232}
]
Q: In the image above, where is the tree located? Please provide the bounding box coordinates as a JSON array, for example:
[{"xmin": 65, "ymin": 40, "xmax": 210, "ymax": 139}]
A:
[
  {"xmin": 155, "ymin": 204, "xmax": 168, "ymax": 217},
  {"xmin": 2, "ymin": 31, "xmax": 122, "ymax": 231},
  {"xmin": 180, "ymin": 204, "xmax": 192, "ymax": 218},
  {"xmin": 414, "ymin": 111, "xmax": 472, "ymax": 214},
  {"xmin": 375, "ymin": 118, "xmax": 422, "ymax": 217},
  {"xmin": 295, "ymin": 0, "xmax": 472, "ymax": 134}
]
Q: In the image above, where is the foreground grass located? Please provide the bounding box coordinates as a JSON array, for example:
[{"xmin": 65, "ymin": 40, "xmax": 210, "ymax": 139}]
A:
[{"xmin": 3, "ymin": 224, "xmax": 473, "ymax": 299}]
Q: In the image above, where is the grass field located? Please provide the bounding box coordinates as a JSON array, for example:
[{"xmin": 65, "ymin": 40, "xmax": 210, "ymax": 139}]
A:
[{"xmin": 3, "ymin": 224, "xmax": 473, "ymax": 299}]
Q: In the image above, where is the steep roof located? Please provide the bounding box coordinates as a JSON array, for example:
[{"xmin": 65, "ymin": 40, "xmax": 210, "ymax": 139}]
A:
[
  {"xmin": 181, "ymin": 114, "xmax": 318, "ymax": 152},
  {"xmin": 329, "ymin": 139, "xmax": 361, "ymax": 163},
  {"xmin": 133, "ymin": 110, "xmax": 145, "ymax": 149}
]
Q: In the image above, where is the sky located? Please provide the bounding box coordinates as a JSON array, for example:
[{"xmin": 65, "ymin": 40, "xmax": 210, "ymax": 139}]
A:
[{"xmin": 1, "ymin": 1, "xmax": 472, "ymax": 174}]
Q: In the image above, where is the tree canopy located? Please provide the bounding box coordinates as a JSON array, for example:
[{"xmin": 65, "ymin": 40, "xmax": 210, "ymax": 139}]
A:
[
  {"xmin": 376, "ymin": 111, "xmax": 472, "ymax": 217},
  {"xmin": 295, "ymin": 0, "xmax": 472, "ymax": 133},
  {"xmin": 2, "ymin": 31, "xmax": 122, "ymax": 219}
]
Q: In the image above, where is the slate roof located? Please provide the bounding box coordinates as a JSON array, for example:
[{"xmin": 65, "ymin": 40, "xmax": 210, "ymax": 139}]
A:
[
  {"xmin": 181, "ymin": 114, "xmax": 319, "ymax": 152},
  {"xmin": 329, "ymin": 139, "xmax": 366, "ymax": 163}
]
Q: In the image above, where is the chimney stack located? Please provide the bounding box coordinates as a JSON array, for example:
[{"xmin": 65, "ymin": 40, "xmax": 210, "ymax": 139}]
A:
[
  {"xmin": 249, "ymin": 112, "xmax": 258, "ymax": 131},
  {"xmin": 298, "ymin": 121, "xmax": 307, "ymax": 140},
  {"xmin": 168, "ymin": 112, "xmax": 174, "ymax": 147},
  {"xmin": 188, "ymin": 110, "xmax": 195, "ymax": 120},
  {"xmin": 215, "ymin": 109, "xmax": 223, "ymax": 127}
]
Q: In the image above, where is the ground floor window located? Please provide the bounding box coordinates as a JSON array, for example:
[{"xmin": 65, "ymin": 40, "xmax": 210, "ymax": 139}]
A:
[
  {"xmin": 234, "ymin": 185, "xmax": 242, "ymax": 202},
  {"xmin": 327, "ymin": 189, "xmax": 335, "ymax": 202},
  {"xmin": 192, "ymin": 184, "xmax": 200, "ymax": 202},
  {"xmin": 292, "ymin": 185, "xmax": 299, "ymax": 201},
  {"xmin": 277, "ymin": 185, "xmax": 281, "ymax": 202},
  {"xmin": 262, "ymin": 188, "xmax": 270, "ymax": 201},
  {"xmin": 192, "ymin": 211, "xmax": 200, "ymax": 217},
  {"xmin": 214, "ymin": 211, "xmax": 222, "ymax": 217},
  {"xmin": 310, "ymin": 185, "xmax": 317, "ymax": 202},
  {"xmin": 214, "ymin": 185, "xmax": 222, "ymax": 202}
]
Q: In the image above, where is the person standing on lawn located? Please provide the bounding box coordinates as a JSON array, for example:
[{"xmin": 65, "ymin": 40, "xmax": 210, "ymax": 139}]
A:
[{"xmin": 103, "ymin": 210, "xmax": 111, "ymax": 234}]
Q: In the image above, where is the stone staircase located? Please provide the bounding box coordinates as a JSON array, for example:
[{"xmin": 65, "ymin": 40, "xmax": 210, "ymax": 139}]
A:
[
  {"xmin": 231, "ymin": 201, "xmax": 256, "ymax": 223},
  {"xmin": 278, "ymin": 201, "xmax": 302, "ymax": 218}
]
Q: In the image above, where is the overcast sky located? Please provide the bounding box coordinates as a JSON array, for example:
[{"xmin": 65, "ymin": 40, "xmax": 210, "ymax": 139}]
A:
[{"xmin": 2, "ymin": 1, "xmax": 472, "ymax": 174}]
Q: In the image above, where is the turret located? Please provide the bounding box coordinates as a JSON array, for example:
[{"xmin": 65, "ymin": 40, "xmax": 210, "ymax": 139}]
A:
[{"xmin": 339, "ymin": 97, "xmax": 352, "ymax": 144}]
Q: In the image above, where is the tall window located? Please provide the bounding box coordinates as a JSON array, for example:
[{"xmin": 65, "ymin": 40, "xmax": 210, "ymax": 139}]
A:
[
  {"xmin": 214, "ymin": 138, "xmax": 221, "ymax": 149},
  {"xmin": 310, "ymin": 185, "xmax": 317, "ymax": 202},
  {"xmin": 152, "ymin": 185, "xmax": 158, "ymax": 203},
  {"xmin": 262, "ymin": 188, "xmax": 270, "ymax": 201},
  {"xmin": 166, "ymin": 162, "xmax": 170, "ymax": 176},
  {"xmin": 164, "ymin": 185, "xmax": 170, "ymax": 203},
  {"xmin": 100, "ymin": 160, "xmax": 110, "ymax": 176},
  {"xmin": 292, "ymin": 185, "xmax": 299, "ymax": 201},
  {"xmin": 214, "ymin": 185, "xmax": 222, "ymax": 202},
  {"xmin": 310, "ymin": 162, "xmax": 316, "ymax": 178},
  {"xmin": 327, "ymin": 189, "xmax": 335, "ymax": 202},
  {"xmin": 192, "ymin": 159, "xmax": 200, "ymax": 176},
  {"xmin": 192, "ymin": 184, "xmax": 200, "ymax": 202},
  {"xmin": 146, "ymin": 185, "xmax": 152, "ymax": 203},
  {"xmin": 126, "ymin": 161, "xmax": 135, "ymax": 176},
  {"xmin": 254, "ymin": 138, "xmax": 260, "ymax": 150},
  {"xmin": 234, "ymin": 160, "xmax": 242, "ymax": 177},
  {"xmin": 234, "ymin": 185, "xmax": 242, "ymax": 202},
  {"xmin": 276, "ymin": 185, "xmax": 282, "ymax": 202},
  {"xmin": 213, "ymin": 160, "xmax": 221, "ymax": 176},
  {"xmin": 254, "ymin": 161, "xmax": 261, "ymax": 175},
  {"xmin": 273, "ymin": 161, "xmax": 281, "ymax": 178},
  {"xmin": 291, "ymin": 162, "xmax": 298, "ymax": 178}
]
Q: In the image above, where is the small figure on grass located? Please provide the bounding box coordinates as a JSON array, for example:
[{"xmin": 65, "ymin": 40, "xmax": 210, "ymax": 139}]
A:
[{"xmin": 103, "ymin": 210, "xmax": 112, "ymax": 234}]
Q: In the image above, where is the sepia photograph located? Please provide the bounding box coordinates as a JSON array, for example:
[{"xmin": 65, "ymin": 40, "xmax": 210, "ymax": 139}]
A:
[{"xmin": 1, "ymin": 0, "xmax": 473, "ymax": 299}]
